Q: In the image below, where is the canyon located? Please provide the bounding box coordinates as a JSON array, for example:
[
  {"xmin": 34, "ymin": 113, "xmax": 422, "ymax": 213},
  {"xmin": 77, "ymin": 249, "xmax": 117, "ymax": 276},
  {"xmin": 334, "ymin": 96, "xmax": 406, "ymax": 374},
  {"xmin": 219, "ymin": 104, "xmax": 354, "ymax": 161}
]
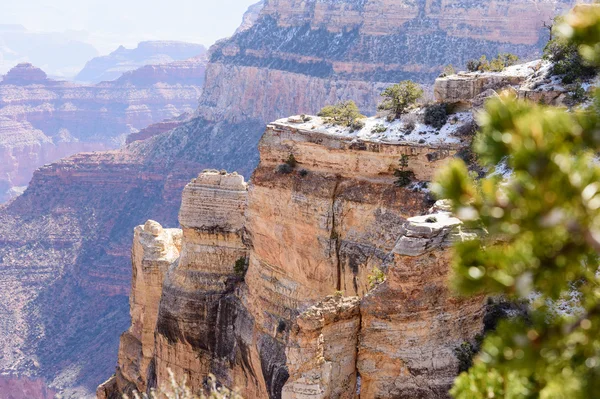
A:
[
  {"xmin": 0, "ymin": 1, "xmax": 581, "ymax": 397},
  {"xmin": 0, "ymin": 57, "xmax": 206, "ymax": 203},
  {"xmin": 98, "ymin": 55, "xmax": 576, "ymax": 398},
  {"xmin": 99, "ymin": 115, "xmax": 486, "ymax": 398}
]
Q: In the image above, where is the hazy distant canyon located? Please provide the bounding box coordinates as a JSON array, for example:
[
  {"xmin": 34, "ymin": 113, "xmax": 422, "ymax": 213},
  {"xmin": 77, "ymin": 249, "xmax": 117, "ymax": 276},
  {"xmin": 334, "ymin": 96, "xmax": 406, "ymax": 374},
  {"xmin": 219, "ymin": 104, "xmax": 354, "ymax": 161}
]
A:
[{"xmin": 0, "ymin": 50, "xmax": 206, "ymax": 203}]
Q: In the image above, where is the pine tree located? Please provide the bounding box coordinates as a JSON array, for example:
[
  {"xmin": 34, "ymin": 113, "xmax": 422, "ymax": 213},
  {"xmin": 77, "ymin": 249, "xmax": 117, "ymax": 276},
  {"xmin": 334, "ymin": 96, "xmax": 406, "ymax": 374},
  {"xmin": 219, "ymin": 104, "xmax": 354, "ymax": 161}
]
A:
[{"xmin": 432, "ymin": 6, "xmax": 600, "ymax": 398}]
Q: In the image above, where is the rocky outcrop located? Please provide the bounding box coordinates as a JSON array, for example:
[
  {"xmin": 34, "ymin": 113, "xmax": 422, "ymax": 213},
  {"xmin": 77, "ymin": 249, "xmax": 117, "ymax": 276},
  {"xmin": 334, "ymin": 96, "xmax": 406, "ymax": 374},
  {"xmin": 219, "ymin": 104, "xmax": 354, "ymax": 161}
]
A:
[
  {"xmin": 358, "ymin": 212, "xmax": 483, "ymax": 398},
  {"xmin": 434, "ymin": 60, "xmax": 573, "ymax": 106},
  {"xmin": 283, "ymin": 295, "xmax": 361, "ymax": 399},
  {"xmin": 101, "ymin": 171, "xmax": 250, "ymax": 396},
  {"xmin": 0, "ymin": 58, "xmax": 205, "ymax": 203},
  {"xmin": 154, "ymin": 171, "xmax": 249, "ymax": 391},
  {"xmin": 103, "ymin": 114, "xmax": 485, "ymax": 398},
  {"xmin": 0, "ymin": 114, "xmax": 265, "ymax": 397},
  {"xmin": 113, "ymin": 220, "xmax": 182, "ymax": 395},
  {"xmin": 75, "ymin": 41, "xmax": 206, "ymax": 83}
]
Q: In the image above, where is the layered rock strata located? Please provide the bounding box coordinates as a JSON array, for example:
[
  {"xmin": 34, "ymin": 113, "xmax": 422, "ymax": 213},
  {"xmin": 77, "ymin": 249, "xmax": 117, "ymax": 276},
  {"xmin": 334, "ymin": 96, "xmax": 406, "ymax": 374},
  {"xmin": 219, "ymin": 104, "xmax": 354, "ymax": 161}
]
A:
[
  {"xmin": 0, "ymin": 60, "xmax": 205, "ymax": 203},
  {"xmin": 358, "ymin": 212, "xmax": 483, "ymax": 398},
  {"xmin": 203, "ymin": 0, "xmax": 576, "ymax": 123},
  {"xmin": 154, "ymin": 172, "xmax": 249, "ymax": 391},
  {"xmin": 125, "ymin": 113, "xmax": 193, "ymax": 144},
  {"xmin": 99, "ymin": 171, "xmax": 249, "ymax": 397},
  {"xmin": 102, "ymin": 119, "xmax": 485, "ymax": 398}
]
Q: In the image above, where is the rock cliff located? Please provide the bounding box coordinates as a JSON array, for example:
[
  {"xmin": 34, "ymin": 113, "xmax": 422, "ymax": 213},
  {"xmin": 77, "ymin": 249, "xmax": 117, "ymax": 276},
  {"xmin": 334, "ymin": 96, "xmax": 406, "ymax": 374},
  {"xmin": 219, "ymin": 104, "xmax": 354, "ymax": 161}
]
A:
[
  {"xmin": 202, "ymin": 0, "xmax": 575, "ymax": 123},
  {"xmin": 104, "ymin": 220, "xmax": 182, "ymax": 396},
  {"xmin": 0, "ymin": 1, "xmax": 581, "ymax": 397},
  {"xmin": 100, "ymin": 116, "xmax": 485, "ymax": 398},
  {"xmin": 0, "ymin": 59, "xmax": 205, "ymax": 203}
]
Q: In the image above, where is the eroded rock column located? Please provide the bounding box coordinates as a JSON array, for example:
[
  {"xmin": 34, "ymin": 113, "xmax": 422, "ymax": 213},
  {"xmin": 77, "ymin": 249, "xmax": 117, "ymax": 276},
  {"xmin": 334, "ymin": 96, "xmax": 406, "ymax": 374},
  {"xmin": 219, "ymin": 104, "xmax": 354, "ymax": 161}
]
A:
[
  {"xmin": 98, "ymin": 220, "xmax": 182, "ymax": 397},
  {"xmin": 154, "ymin": 171, "xmax": 250, "ymax": 391}
]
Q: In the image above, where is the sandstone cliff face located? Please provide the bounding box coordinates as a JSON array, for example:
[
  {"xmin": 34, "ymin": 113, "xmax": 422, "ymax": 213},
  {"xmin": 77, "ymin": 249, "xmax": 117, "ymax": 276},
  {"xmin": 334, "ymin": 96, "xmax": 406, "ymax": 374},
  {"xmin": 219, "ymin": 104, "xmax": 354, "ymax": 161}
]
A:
[
  {"xmin": 154, "ymin": 172, "xmax": 249, "ymax": 392},
  {"xmin": 358, "ymin": 211, "xmax": 483, "ymax": 398},
  {"xmin": 261, "ymin": 0, "xmax": 562, "ymax": 44},
  {"xmin": 114, "ymin": 221, "xmax": 182, "ymax": 395},
  {"xmin": 102, "ymin": 114, "xmax": 485, "ymax": 399},
  {"xmin": 0, "ymin": 60, "xmax": 205, "ymax": 203},
  {"xmin": 203, "ymin": 0, "xmax": 575, "ymax": 123}
]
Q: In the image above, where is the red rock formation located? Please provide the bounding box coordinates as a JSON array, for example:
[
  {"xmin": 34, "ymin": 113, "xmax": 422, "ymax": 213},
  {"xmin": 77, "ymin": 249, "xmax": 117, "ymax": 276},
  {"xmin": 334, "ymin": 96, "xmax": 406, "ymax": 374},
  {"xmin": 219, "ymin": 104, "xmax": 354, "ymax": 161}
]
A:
[
  {"xmin": 0, "ymin": 57, "xmax": 205, "ymax": 203},
  {"xmin": 203, "ymin": 0, "xmax": 576, "ymax": 123},
  {"xmin": 100, "ymin": 117, "xmax": 485, "ymax": 398},
  {"xmin": 2, "ymin": 63, "xmax": 47, "ymax": 84}
]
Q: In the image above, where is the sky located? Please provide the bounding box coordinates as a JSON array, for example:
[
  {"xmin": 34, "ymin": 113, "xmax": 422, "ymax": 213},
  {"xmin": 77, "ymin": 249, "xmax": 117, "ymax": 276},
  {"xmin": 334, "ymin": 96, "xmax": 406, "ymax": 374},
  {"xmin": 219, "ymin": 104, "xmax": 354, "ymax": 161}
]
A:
[{"xmin": 0, "ymin": 0, "xmax": 259, "ymax": 54}]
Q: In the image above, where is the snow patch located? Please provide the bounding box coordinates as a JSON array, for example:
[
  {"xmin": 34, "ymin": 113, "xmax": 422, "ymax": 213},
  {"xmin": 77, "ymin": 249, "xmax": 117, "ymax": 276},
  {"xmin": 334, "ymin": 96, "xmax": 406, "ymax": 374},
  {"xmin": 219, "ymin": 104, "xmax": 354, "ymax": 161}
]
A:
[{"xmin": 276, "ymin": 110, "xmax": 474, "ymax": 147}]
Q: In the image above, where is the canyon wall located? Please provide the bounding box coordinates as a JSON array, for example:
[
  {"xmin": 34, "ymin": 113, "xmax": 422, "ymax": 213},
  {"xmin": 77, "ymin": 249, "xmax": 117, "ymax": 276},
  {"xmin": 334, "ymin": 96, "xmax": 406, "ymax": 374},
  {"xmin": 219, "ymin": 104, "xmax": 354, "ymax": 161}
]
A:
[
  {"xmin": 0, "ymin": 1, "xmax": 579, "ymax": 397},
  {"xmin": 100, "ymin": 117, "xmax": 485, "ymax": 398},
  {"xmin": 0, "ymin": 59, "xmax": 205, "ymax": 203},
  {"xmin": 202, "ymin": 0, "xmax": 575, "ymax": 123}
]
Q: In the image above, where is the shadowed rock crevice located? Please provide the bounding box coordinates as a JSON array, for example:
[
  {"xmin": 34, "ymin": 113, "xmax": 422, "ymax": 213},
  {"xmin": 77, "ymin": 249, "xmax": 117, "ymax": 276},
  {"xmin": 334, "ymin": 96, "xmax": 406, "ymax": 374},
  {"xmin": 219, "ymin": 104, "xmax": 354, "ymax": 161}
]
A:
[{"xmin": 258, "ymin": 335, "xmax": 289, "ymax": 399}]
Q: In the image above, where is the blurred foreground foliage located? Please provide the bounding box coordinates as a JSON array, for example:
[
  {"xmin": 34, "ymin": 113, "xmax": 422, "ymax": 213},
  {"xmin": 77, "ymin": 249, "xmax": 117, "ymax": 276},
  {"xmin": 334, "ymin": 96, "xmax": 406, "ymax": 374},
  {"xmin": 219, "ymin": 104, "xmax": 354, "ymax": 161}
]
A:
[{"xmin": 432, "ymin": 5, "xmax": 600, "ymax": 398}]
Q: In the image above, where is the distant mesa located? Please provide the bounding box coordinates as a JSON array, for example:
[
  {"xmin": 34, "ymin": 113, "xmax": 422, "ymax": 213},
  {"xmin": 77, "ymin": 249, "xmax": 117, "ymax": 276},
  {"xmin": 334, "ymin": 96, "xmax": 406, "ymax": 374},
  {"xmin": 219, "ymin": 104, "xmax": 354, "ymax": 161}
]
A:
[
  {"xmin": 113, "ymin": 54, "xmax": 207, "ymax": 86},
  {"xmin": 1, "ymin": 63, "xmax": 48, "ymax": 85},
  {"xmin": 75, "ymin": 40, "xmax": 207, "ymax": 83}
]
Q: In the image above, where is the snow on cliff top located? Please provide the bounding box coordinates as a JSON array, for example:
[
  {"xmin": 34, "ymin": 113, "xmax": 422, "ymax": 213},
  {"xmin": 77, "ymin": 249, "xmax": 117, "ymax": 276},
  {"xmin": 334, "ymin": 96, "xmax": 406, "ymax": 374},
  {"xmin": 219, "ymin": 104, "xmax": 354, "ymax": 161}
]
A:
[{"xmin": 273, "ymin": 110, "xmax": 473, "ymax": 147}]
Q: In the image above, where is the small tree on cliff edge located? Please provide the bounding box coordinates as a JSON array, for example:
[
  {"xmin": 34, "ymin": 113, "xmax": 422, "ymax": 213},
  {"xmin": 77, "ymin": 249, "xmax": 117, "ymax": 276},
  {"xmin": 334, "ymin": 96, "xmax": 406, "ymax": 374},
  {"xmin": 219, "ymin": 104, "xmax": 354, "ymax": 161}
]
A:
[
  {"xmin": 433, "ymin": 6, "xmax": 600, "ymax": 398},
  {"xmin": 378, "ymin": 80, "xmax": 423, "ymax": 120},
  {"xmin": 318, "ymin": 100, "xmax": 365, "ymax": 130}
]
